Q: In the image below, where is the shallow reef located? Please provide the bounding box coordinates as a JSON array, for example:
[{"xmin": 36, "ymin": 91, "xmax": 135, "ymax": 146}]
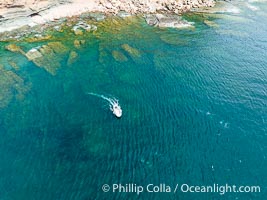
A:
[
  {"xmin": 112, "ymin": 50, "xmax": 128, "ymax": 62},
  {"xmin": 0, "ymin": 64, "xmax": 31, "ymax": 108}
]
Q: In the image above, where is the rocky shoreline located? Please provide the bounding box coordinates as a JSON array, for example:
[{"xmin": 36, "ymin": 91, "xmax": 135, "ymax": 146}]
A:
[
  {"xmin": 97, "ymin": 0, "xmax": 215, "ymax": 14},
  {"xmin": 0, "ymin": 0, "xmax": 215, "ymax": 34}
]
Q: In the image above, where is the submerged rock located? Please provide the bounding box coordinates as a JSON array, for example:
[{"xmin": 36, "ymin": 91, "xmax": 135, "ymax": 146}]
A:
[
  {"xmin": 67, "ymin": 51, "xmax": 79, "ymax": 66},
  {"xmin": 33, "ymin": 45, "xmax": 61, "ymax": 75},
  {"xmin": 112, "ymin": 50, "xmax": 128, "ymax": 62},
  {"xmin": 8, "ymin": 61, "xmax": 20, "ymax": 71},
  {"xmin": 74, "ymin": 39, "xmax": 86, "ymax": 49},
  {"xmin": 215, "ymin": 29, "xmax": 249, "ymax": 37},
  {"xmin": 160, "ymin": 34, "xmax": 188, "ymax": 46},
  {"xmin": 5, "ymin": 44, "xmax": 25, "ymax": 54},
  {"xmin": 47, "ymin": 42, "xmax": 69, "ymax": 54},
  {"xmin": 73, "ymin": 28, "xmax": 83, "ymax": 35},
  {"xmin": 98, "ymin": 47, "xmax": 109, "ymax": 64},
  {"xmin": 0, "ymin": 64, "xmax": 31, "ymax": 108},
  {"xmin": 0, "ymin": 65, "xmax": 12, "ymax": 108},
  {"xmin": 24, "ymin": 42, "xmax": 69, "ymax": 75},
  {"xmin": 25, "ymin": 48, "xmax": 42, "ymax": 60},
  {"xmin": 121, "ymin": 44, "xmax": 141, "ymax": 58},
  {"xmin": 203, "ymin": 20, "xmax": 219, "ymax": 27}
]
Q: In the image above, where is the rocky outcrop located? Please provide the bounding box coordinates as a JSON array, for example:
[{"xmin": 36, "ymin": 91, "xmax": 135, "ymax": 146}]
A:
[
  {"xmin": 0, "ymin": 0, "xmax": 215, "ymax": 33},
  {"xmin": 0, "ymin": 0, "xmax": 65, "ymax": 32},
  {"xmin": 0, "ymin": 1, "xmax": 58, "ymax": 21},
  {"xmin": 72, "ymin": 21, "xmax": 97, "ymax": 35},
  {"xmin": 99, "ymin": 0, "xmax": 214, "ymax": 14},
  {"xmin": 145, "ymin": 14, "xmax": 194, "ymax": 28}
]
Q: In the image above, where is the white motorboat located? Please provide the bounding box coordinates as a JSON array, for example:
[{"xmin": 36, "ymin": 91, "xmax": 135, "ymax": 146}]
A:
[
  {"xmin": 87, "ymin": 92, "xmax": 122, "ymax": 118},
  {"xmin": 110, "ymin": 101, "xmax": 122, "ymax": 118}
]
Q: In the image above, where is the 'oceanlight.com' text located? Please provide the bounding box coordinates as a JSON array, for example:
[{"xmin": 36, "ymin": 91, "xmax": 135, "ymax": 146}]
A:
[{"xmin": 102, "ymin": 183, "xmax": 261, "ymax": 195}]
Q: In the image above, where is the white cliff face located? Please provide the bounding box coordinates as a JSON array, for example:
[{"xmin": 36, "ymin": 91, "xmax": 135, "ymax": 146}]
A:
[
  {"xmin": 0, "ymin": 0, "xmax": 98, "ymax": 32},
  {"xmin": 0, "ymin": 0, "xmax": 56, "ymax": 26}
]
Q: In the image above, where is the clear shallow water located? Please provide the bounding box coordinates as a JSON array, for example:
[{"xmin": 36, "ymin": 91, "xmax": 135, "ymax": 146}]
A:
[{"xmin": 0, "ymin": 1, "xmax": 267, "ymax": 200}]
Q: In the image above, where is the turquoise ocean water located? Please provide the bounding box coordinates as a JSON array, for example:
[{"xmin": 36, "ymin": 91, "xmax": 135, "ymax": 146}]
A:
[{"xmin": 0, "ymin": 1, "xmax": 266, "ymax": 199}]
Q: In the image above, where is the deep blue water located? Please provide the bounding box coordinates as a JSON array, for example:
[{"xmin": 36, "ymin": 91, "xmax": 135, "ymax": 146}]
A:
[{"xmin": 0, "ymin": 1, "xmax": 266, "ymax": 200}]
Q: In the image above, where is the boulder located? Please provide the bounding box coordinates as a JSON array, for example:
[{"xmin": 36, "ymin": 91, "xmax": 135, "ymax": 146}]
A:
[
  {"xmin": 73, "ymin": 28, "xmax": 83, "ymax": 35},
  {"xmin": 145, "ymin": 14, "xmax": 159, "ymax": 26},
  {"xmin": 88, "ymin": 13, "xmax": 106, "ymax": 21},
  {"xmin": 72, "ymin": 21, "xmax": 97, "ymax": 35},
  {"xmin": 145, "ymin": 14, "xmax": 194, "ymax": 28}
]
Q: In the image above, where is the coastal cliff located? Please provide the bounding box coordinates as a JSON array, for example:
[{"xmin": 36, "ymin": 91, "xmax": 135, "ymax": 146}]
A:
[{"xmin": 0, "ymin": 0, "xmax": 215, "ymax": 32}]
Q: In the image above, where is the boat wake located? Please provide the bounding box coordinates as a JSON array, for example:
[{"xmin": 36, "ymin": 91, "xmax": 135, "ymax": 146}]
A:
[{"xmin": 87, "ymin": 92, "xmax": 122, "ymax": 118}]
